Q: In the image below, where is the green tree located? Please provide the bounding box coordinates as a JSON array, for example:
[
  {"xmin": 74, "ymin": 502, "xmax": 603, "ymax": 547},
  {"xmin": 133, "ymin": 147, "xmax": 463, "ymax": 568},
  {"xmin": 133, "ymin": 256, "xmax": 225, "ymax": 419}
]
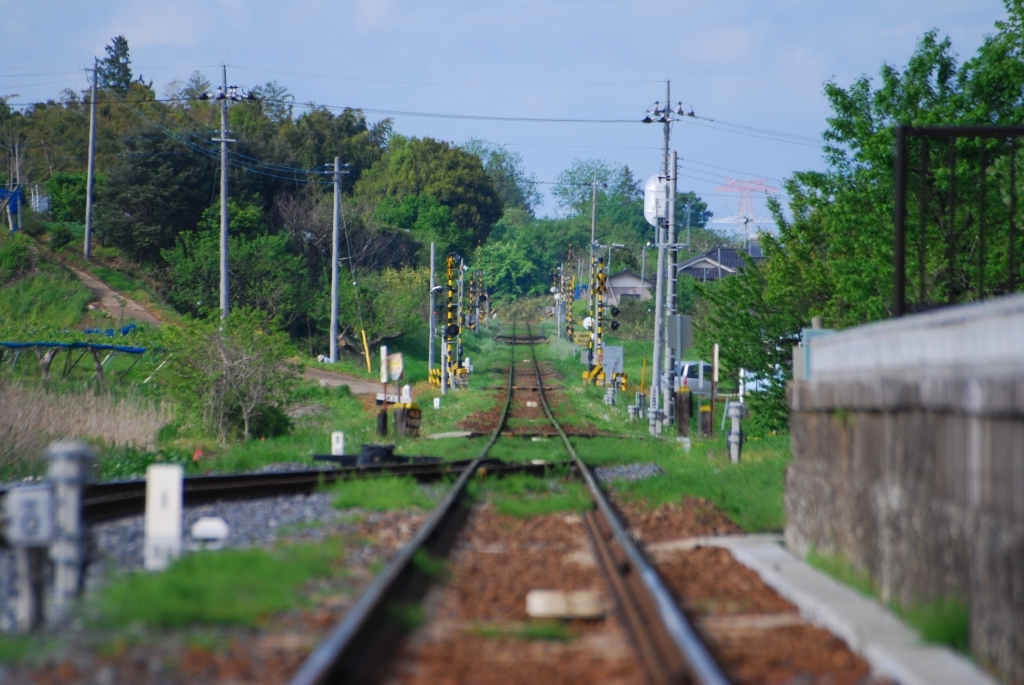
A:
[
  {"xmin": 355, "ymin": 136, "xmax": 503, "ymax": 254},
  {"xmin": 46, "ymin": 173, "xmax": 88, "ymax": 222},
  {"xmin": 94, "ymin": 133, "xmax": 216, "ymax": 262},
  {"xmin": 463, "ymin": 139, "xmax": 542, "ymax": 214},
  {"xmin": 97, "ymin": 36, "xmax": 132, "ymax": 92},
  {"xmin": 163, "ymin": 227, "xmax": 305, "ymax": 324},
  {"xmin": 160, "ymin": 309, "xmax": 298, "ymax": 441}
]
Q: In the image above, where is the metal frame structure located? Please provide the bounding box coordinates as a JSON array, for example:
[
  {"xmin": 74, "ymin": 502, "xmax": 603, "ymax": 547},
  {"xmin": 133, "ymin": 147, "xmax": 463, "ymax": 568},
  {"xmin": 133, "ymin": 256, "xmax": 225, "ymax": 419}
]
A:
[{"xmin": 894, "ymin": 124, "xmax": 1024, "ymax": 316}]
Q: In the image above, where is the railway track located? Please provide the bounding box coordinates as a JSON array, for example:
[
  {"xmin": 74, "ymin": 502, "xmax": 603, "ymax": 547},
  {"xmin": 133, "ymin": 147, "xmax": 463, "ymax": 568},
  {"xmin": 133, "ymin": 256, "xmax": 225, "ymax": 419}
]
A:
[{"xmin": 289, "ymin": 325, "xmax": 729, "ymax": 685}]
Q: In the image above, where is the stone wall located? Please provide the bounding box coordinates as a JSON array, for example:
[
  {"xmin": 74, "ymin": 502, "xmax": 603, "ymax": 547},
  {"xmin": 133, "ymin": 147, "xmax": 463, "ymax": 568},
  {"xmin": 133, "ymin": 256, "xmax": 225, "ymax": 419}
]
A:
[{"xmin": 787, "ymin": 369, "xmax": 1024, "ymax": 684}]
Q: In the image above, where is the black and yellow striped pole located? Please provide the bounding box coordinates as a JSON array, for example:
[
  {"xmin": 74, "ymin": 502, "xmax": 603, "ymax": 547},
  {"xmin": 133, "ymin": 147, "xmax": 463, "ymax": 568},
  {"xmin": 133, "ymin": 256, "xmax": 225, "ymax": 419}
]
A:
[
  {"xmin": 596, "ymin": 256, "xmax": 606, "ymax": 373},
  {"xmin": 456, "ymin": 258, "xmax": 465, "ymax": 370},
  {"xmin": 587, "ymin": 253, "xmax": 597, "ymax": 371}
]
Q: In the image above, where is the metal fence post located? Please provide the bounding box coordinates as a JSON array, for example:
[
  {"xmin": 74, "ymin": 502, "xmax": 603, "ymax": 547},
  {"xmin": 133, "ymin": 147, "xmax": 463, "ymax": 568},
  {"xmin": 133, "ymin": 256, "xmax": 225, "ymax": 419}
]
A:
[{"xmin": 46, "ymin": 441, "xmax": 94, "ymax": 621}]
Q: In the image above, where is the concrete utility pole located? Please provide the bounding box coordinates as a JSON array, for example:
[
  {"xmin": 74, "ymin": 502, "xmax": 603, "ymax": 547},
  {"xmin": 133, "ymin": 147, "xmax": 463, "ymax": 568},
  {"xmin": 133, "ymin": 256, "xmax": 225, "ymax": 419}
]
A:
[
  {"xmin": 649, "ymin": 199, "xmax": 667, "ymax": 435},
  {"xmin": 329, "ymin": 156, "xmax": 342, "ymax": 363},
  {"xmin": 212, "ymin": 65, "xmax": 236, "ymax": 319},
  {"xmin": 84, "ymin": 59, "xmax": 97, "ymax": 260},
  {"xmin": 663, "ymin": 151, "xmax": 678, "ymax": 425},
  {"xmin": 429, "ymin": 242, "xmax": 436, "ymax": 375}
]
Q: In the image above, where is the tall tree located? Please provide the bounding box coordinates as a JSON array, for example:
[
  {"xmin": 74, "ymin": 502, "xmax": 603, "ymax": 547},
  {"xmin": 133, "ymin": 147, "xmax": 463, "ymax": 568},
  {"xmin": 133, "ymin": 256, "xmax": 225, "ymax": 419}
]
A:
[
  {"xmin": 463, "ymin": 139, "xmax": 542, "ymax": 214},
  {"xmin": 97, "ymin": 36, "xmax": 132, "ymax": 92},
  {"xmin": 355, "ymin": 136, "xmax": 503, "ymax": 255}
]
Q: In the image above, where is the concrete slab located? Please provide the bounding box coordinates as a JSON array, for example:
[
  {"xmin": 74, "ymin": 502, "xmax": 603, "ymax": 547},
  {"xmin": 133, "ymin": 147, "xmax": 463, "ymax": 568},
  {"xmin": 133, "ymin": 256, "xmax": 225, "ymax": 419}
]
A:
[{"xmin": 713, "ymin": 539, "xmax": 1002, "ymax": 685}]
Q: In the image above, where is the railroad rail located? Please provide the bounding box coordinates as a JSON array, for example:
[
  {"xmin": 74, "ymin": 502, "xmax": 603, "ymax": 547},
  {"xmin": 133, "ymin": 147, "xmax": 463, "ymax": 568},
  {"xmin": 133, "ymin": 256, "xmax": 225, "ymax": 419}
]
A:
[
  {"xmin": 0, "ymin": 460, "xmax": 569, "ymax": 542},
  {"xmin": 289, "ymin": 324, "xmax": 730, "ymax": 685}
]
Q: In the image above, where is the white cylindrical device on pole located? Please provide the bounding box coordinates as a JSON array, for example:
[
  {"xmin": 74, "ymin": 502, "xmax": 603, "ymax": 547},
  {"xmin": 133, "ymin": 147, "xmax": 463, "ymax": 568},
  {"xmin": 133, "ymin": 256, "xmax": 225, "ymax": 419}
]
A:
[{"xmin": 330, "ymin": 156, "xmax": 341, "ymax": 364}]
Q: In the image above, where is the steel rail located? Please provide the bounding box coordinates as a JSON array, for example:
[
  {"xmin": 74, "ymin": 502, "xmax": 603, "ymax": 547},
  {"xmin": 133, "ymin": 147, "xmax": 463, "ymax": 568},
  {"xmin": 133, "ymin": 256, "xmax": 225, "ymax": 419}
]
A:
[
  {"xmin": 288, "ymin": 325, "xmax": 524, "ymax": 685},
  {"xmin": 525, "ymin": 323, "xmax": 731, "ymax": 685},
  {"xmin": 76, "ymin": 459, "xmax": 559, "ymax": 523}
]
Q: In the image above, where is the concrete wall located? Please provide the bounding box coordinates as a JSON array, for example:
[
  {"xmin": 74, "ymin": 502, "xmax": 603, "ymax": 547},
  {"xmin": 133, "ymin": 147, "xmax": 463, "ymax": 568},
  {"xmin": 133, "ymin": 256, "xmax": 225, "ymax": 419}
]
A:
[{"xmin": 786, "ymin": 294, "xmax": 1024, "ymax": 685}]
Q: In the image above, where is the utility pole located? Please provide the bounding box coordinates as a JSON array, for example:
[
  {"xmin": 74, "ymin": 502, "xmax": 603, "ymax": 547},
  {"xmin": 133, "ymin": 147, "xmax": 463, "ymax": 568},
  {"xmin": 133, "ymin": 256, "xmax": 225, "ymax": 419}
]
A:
[
  {"xmin": 84, "ymin": 59, "xmax": 97, "ymax": 260},
  {"xmin": 212, "ymin": 66, "xmax": 237, "ymax": 319},
  {"xmin": 429, "ymin": 242, "xmax": 436, "ymax": 376},
  {"xmin": 329, "ymin": 156, "xmax": 342, "ymax": 363},
  {"xmin": 663, "ymin": 150, "xmax": 678, "ymax": 426},
  {"xmin": 642, "ymin": 80, "xmax": 696, "ymax": 436}
]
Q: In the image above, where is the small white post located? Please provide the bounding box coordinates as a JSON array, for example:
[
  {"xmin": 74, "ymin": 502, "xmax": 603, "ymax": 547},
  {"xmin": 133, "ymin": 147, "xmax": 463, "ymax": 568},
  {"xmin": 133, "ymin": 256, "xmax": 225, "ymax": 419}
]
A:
[
  {"xmin": 331, "ymin": 431, "xmax": 345, "ymax": 456},
  {"xmin": 144, "ymin": 464, "xmax": 183, "ymax": 571},
  {"xmin": 47, "ymin": 441, "xmax": 94, "ymax": 620}
]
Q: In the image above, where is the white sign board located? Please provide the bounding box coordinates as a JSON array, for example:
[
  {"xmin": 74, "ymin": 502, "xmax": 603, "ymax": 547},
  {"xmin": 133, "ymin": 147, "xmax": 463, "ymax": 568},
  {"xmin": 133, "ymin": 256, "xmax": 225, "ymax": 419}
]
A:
[
  {"xmin": 331, "ymin": 431, "xmax": 345, "ymax": 456},
  {"xmin": 144, "ymin": 464, "xmax": 183, "ymax": 571},
  {"xmin": 5, "ymin": 485, "xmax": 54, "ymax": 546}
]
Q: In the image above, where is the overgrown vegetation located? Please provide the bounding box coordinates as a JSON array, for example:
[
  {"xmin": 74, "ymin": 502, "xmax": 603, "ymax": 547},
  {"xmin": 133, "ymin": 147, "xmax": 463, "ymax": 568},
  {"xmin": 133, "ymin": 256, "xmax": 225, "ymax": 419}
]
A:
[
  {"xmin": 807, "ymin": 549, "xmax": 970, "ymax": 652},
  {"xmin": 331, "ymin": 475, "xmax": 438, "ymax": 511},
  {"xmin": 470, "ymin": 472, "xmax": 592, "ymax": 518},
  {"xmin": 93, "ymin": 541, "xmax": 344, "ymax": 627}
]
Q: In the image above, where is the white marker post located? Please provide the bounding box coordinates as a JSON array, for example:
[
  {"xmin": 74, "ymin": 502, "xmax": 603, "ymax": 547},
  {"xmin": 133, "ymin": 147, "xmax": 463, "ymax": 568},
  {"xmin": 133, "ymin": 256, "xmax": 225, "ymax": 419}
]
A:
[
  {"xmin": 331, "ymin": 431, "xmax": 345, "ymax": 456},
  {"xmin": 144, "ymin": 464, "xmax": 183, "ymax": 571}
]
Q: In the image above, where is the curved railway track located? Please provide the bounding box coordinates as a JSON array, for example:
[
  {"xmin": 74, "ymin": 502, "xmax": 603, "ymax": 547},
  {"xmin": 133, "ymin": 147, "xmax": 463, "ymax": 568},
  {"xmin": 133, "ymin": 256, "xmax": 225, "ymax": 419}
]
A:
[{"xmin": 289, "ymin": 325, "xmax": 730, "ymax": 685}]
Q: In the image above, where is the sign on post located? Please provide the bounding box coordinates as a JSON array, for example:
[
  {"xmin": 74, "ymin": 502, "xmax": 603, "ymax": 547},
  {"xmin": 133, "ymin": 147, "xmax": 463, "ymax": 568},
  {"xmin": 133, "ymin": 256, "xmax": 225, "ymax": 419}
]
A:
[
  {"xmin": 5, "ymin": 485, "xmax": 54, "ymax": 546},
  {"xmin": 144, "ymin": 464, "xmax": 183, "ymax": 571}
]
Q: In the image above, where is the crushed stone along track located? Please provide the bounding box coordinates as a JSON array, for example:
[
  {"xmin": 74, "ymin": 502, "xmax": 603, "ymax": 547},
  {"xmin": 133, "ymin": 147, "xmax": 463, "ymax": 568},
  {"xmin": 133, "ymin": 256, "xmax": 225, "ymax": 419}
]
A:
[{"xmin": 289, "ymin": 324, "xmax": 727, "ymax": 685}]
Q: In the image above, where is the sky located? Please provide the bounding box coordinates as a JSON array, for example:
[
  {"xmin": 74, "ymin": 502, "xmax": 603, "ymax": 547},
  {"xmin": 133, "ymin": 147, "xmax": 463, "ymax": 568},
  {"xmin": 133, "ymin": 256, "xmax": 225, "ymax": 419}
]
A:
[{"xmin": 0, "ymin": 0, "xmax": 1009, "ymax": 232}]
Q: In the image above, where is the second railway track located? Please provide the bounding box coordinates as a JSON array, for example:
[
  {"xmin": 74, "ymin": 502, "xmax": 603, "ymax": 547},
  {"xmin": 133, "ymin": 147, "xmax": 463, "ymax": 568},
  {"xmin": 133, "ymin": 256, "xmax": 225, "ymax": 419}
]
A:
[{"xmin": 289, "ymin": 325, "xmax": 729, "ymax": 685}]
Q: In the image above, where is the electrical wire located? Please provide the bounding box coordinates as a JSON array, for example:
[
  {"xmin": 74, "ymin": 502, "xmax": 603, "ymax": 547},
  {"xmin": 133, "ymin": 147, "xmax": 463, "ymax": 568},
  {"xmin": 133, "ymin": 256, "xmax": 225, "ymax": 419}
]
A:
[{"xmin": 226, "ymin": 64, "xmax": 664, "ymax": 89}]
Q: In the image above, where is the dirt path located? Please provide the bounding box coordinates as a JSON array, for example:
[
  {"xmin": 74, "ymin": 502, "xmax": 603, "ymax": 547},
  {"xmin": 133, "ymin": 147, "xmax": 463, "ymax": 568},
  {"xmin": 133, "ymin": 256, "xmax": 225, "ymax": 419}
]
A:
[
  {"xmin": 302, "ymin": 366, "xmax": 380, "ymax": 395},
  {"xmin": 66, "ymin": 265, "xmax": 162, "ymax": 326}
]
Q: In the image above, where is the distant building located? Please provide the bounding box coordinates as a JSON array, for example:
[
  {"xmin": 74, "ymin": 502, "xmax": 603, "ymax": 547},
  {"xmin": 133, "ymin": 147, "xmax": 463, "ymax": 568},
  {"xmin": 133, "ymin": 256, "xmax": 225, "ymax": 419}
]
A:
[
  {"xmin": 676, "ymin": 241, "xmax": 764, "ymax": 282},
  {"xmin": 606, "ymin": 270, "xmax": 653, "ymax": 305}
]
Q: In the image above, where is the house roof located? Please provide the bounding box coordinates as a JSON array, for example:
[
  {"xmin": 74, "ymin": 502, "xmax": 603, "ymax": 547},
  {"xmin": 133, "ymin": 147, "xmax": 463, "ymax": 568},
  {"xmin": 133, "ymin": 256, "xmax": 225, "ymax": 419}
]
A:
[
  {"xmin": 608, "ymin": 269, "xmax": 654, "ymax": 286},
  {"xmin": 677, "ymin": 245, "xmax": 761, "ymax": 273}
]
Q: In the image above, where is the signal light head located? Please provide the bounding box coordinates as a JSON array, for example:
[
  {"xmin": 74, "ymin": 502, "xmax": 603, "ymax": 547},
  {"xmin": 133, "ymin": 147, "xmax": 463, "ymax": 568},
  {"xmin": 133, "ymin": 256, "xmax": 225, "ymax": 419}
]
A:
[{"xmin": 610, "ymin": 321, "xmax": 620, "ymax": 331}]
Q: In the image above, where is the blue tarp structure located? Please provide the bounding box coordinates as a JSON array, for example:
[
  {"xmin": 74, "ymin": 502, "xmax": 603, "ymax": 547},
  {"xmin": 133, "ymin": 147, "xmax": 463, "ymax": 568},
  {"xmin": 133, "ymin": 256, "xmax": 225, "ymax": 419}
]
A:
[
  {"xmin": 0, "ymin": 341, "xmax": 146, "ymax": 354},
  {"xmin": 0, "ymin": 186, "xmax": 22, "ymax": 231},
  {"xmin": 82, "ymin": 324, "xmax": 138, "ymax": 337}
]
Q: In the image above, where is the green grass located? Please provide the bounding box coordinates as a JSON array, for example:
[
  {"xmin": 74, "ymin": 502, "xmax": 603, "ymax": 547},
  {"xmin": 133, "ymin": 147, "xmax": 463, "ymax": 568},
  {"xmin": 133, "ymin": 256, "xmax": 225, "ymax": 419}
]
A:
[
  {"xmin": 902, "ymin": 598, "xmax": 970, "ymax": 652},
  {"xmin": 807, "ymin": 549, "xmax": 877, "ymax": 597},
  {"xmin": 470, "ymin": 621, "xmax": 575, "ymax": 642},
  {"xmin": 386, "ymin": 602, "xmax": 427, "ymax": 631},
  {"xmin": 807, "ymin": 549, "xmax": 970, "ymax": 653},
  {"xmin": 412, "ymin": 549, "xmax": 450, "ymax": 579},
  {"xmin": 0, "ymin": 636, "xmax": 43, "ymax": 664},
  {"xmin": 470, "ymin": 472, "xmax": 592, "ymax": 518},
  {"xmin": 590, "ymin": 433, "xmax": 791, "ymax": 532},
  {"xmin": 0, "ymin": 264, "xmax": 93, "ymax": 327},
  {"xmin": 331, "ymin": 475, "xmax": 438, "ymax": 511},
  {"xmin": 94, "ymin": 541, "xmax": 344, "ymax": 627}
]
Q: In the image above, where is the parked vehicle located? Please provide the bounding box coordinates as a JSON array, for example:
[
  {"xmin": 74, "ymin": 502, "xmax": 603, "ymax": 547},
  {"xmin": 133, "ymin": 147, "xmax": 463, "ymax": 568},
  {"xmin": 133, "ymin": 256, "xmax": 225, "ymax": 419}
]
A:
[{"xmin": 675, "ymin": 360, "xmax": 713, "ymax": 396}]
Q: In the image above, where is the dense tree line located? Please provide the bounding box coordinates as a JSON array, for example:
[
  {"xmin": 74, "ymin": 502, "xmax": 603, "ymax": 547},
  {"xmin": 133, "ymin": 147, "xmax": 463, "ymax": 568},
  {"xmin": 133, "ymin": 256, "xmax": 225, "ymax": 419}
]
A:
[
  {"xmin": 1, "ymin": 35, "xmax": 724, "ymax": 352},
  {"xmin": 697, "ymin": 0, "xmax": 1024, "ymax": 433}
]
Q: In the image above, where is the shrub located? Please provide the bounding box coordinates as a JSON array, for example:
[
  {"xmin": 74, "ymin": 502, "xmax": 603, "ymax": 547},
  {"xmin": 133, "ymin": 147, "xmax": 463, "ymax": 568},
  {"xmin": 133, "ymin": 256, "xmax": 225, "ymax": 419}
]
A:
[
  {"xmin": 0, "ymin": 233, "xmax": 32, "ymax": 284},
  {"xmin": 49, "ymin": 224, "xmax": 74, "ymax": 251}
]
